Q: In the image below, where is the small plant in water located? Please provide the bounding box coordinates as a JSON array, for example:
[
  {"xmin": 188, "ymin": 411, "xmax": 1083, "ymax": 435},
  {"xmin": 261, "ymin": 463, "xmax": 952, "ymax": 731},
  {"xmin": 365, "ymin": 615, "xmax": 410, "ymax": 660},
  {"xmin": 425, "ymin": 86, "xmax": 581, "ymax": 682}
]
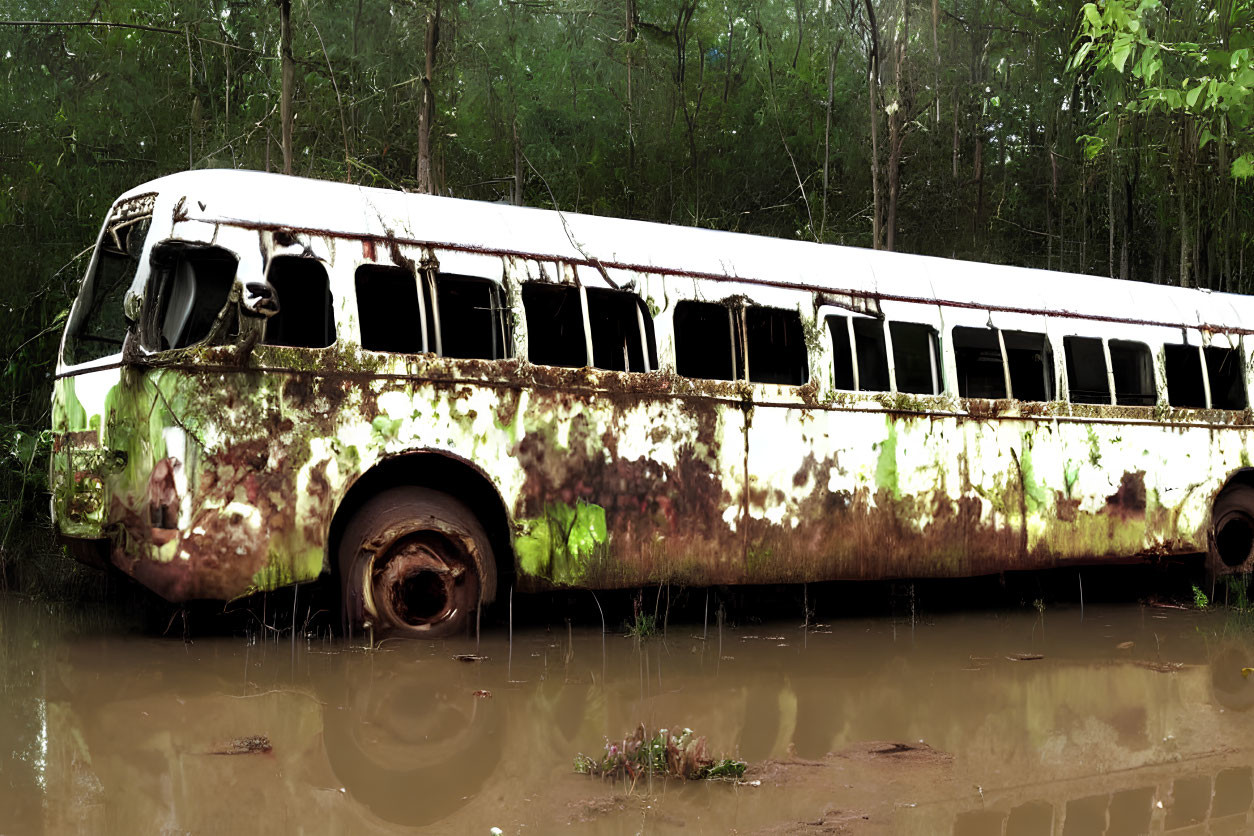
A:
[
  {"xmin": 624, "ymin": 591, "xmax": 658, "ymax": 637},
  {"xmin": 1193, "ymin": 584, "xmax": 1210, "ymax": 610},
  {"xmin": 574, "ymin": 724, "xmax": 747, "ymax": 782}
]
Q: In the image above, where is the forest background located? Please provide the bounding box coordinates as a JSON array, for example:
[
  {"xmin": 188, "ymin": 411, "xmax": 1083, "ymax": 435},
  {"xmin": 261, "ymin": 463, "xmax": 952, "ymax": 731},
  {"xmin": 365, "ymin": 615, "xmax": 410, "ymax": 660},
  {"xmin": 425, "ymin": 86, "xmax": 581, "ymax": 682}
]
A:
[{"xmin": 2, "ymin": 0, "xmax": 1253, "ymax": 592}]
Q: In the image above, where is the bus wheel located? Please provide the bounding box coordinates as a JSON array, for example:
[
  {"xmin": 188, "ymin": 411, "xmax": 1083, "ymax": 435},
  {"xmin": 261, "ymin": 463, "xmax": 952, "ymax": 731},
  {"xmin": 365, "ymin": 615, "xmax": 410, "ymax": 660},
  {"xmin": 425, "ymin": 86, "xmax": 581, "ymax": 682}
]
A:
[
  {"xmin": 339, "ymin": 487, "xmax": 494, "ymax": 639},
  {"xmin": 1212, "ymin": 485, "xmax": 1254, "ymax": 570}
]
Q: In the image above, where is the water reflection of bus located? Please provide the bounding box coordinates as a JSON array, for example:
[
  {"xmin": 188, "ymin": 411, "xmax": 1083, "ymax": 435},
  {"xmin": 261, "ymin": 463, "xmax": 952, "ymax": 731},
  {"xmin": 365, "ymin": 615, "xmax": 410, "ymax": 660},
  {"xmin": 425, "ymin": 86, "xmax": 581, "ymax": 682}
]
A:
[
  {"xmin": 52, "ymin": 170, "xmax": 1254, "ymax": 635},
  {"xmin": 20, "ymin": 612, "xmax": 1254, "ymax": 832}
]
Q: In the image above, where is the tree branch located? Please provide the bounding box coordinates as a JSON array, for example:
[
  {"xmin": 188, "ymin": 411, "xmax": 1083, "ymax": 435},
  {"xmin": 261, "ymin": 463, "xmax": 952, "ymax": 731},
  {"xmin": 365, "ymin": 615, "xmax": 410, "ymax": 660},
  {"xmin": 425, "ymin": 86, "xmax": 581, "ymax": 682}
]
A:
[{"xmin": 0, "ymin": 20, "xmax": 182, "ymax": 35}]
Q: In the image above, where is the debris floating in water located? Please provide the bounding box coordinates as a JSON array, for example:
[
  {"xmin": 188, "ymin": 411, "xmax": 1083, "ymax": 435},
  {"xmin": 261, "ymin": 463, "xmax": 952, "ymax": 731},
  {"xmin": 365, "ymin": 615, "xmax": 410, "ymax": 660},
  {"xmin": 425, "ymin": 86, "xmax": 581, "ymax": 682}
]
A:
[{"xmin": 208, "ymin": 735, "xmax": 272, "ymax": 755}]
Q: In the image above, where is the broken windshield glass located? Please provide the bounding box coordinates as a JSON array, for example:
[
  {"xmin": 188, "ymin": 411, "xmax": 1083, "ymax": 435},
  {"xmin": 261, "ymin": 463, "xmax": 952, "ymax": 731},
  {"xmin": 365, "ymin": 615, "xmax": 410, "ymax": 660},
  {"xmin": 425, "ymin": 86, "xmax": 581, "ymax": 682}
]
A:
[{"xmin": 64, "ymin": 197, "xmax": 154, "ymax": 365}]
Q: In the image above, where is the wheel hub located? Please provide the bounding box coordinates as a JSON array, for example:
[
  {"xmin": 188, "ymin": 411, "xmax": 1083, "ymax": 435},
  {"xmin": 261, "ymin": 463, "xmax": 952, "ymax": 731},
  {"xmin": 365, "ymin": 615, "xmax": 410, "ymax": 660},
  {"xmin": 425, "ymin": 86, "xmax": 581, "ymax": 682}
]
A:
[{"xmin": 372, "ymin": 534, "xmax": 473, "ymax": 631}]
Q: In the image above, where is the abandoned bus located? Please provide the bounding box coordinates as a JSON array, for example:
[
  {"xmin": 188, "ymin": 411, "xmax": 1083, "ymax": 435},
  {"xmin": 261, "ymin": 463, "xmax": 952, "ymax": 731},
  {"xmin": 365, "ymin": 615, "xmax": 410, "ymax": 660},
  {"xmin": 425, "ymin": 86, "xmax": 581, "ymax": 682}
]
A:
[{"xmin": 51, "ymin": 169, "xmax": 1254, "ymax": 636}]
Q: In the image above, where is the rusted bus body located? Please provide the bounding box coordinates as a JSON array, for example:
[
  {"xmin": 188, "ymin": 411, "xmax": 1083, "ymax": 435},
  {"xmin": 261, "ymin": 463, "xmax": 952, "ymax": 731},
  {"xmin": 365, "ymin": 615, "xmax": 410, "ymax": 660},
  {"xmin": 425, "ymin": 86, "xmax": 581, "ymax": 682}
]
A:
[{"xmin": 51, "ymin": 170, "xmax": 1254, "ymax": 631}]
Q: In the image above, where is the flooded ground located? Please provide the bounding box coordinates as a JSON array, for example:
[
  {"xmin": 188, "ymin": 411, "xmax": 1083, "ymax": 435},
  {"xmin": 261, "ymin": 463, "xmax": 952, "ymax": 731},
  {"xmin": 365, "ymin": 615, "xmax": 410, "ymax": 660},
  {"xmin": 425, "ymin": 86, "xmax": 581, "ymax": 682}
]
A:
[{"xmin": 4, "ymin": 592, "xmax": 1254, "ymax": 835}]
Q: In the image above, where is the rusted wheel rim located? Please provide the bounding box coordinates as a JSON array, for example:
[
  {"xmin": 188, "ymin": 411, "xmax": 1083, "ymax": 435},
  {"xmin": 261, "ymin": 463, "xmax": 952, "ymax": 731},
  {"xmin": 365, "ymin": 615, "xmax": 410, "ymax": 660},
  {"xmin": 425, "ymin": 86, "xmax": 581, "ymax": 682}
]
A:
[{"xmin": 371, "ymin": 532, "xmax": 479, "ymax": 632}]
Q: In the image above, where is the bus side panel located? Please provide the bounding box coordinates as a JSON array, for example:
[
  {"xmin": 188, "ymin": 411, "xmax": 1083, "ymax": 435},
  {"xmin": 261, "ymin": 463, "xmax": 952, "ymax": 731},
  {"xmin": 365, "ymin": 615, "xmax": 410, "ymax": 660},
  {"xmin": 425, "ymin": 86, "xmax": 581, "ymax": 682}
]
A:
[
  {"xmin": 741, "ymin": 405, "xmax": 1219, "ymax": 582},
  {"xmin": 503, "ymin": 383, "xmax": 750, "ymax": 589},
  {"xmin": 95, "ymin": 360, "xmax": 344, "ymax": 602},
  {"xmin": 51, "ymin": 371, "xmax": 124, "ymax": 540},
  {"xmin": 743, "ymin": 405, "xmax": 1020, "ymax": 581},
  {"xmin": 1025, "ymin": 418, "xmax": 1213, "ymax": 561}
]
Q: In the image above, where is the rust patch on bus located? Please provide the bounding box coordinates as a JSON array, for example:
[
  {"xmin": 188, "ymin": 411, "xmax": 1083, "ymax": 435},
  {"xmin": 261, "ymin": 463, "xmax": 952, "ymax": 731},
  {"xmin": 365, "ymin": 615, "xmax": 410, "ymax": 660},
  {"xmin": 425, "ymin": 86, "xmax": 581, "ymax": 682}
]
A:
[{"xmin": 1106, "ymin": 471, "xmax": 1147, "ymax": 520}]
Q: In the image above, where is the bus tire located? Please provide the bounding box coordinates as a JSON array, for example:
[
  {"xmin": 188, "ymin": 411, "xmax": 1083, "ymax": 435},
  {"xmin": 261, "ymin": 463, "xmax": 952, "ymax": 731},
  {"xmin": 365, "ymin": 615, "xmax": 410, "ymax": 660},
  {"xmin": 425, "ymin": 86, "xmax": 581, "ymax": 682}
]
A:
[
  {"xmin": 339, "ymin": 486, "xmax": 494, "ymax": 639},
  {"xmin": 1212, "ymin": 485, "xmax": 1254, "ymax": 570}
]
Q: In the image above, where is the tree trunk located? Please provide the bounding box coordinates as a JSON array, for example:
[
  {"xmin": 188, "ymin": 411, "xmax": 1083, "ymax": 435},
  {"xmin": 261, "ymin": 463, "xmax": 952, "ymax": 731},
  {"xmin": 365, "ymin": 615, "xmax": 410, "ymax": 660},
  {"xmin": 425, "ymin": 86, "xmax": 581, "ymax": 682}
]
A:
[
  {"xmin": 821, "ymin": 34, "xmax": 835, "ymax": 238},
  {"xmin": 628, "ymin": 0, "xmax": 637, "ymax": 215},
  {"xmin": 1179, "ymin": 177, "xmax": 1192, "ymax": 287},
  {"xmin": 885, "ymin": 3, "xmax": 907, "ymax": 253},
  {"xmin": 417, "ymin": 2, "xmax": 441, "ymax": 194},
  {"xmin": 865, "ymin": 0, "xmax": 882, "ymax": 249},
  {"xmin": 279, "ymin": 0, "xmax": 294, "ymax": 176},
  {"xmin": 512, "ymin": 118, "xmax": 523, "ymax": 206}
]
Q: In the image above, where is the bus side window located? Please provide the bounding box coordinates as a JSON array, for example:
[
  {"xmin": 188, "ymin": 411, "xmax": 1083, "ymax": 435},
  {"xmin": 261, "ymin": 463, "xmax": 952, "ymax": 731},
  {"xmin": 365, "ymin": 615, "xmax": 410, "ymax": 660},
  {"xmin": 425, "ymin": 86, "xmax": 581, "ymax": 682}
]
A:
[
  {"xmin": 1064, "ymin": 337, "xmax": 1110, "ymax": 404},
  {"xmin": 675, "ymin": 300, "xmax": 738, "ymax": 381},
  {"xmin": 953, "ymin": 326, "xmax": 1006, "ymax": 399},
  {"xmin": 145, "ymin": 243, "xmax": 237, "ymax": 351},
  {"xmin": 827, "ymin": 315, "xmax": 855, "ymax": 389},
  {"xmin": 355, "ymin": 264, "xmax": 423, "ymax": 353},
  {"xmin": 889, "ymin": 322, "xmax": 941, "ymax": 395},
  {"xmin": 825, "ymin": 315, "xmax": 889, "ymax": 391},
  {"xmin": 587, "ymin": 288, "xmax": 657, "ymax": 373},
  {"xmin": 1002, "ymin": 330, "xmax": 1054, "ymax": 401},
  {"xmin": 1109, "ymin": 340, "xmax": 1155, "ymax": 406},
  {"xmin": 1164, "ymin": 344, "xmax": 1207, "ymax": 408},
  {"xmin": 264, "ymin": 256, "xmax": 336, "ymax": 348},
  {"xmin": 745, "ymin": 306, "xmax": 807, "ymax": 385},
  {"xmin": 522, "ymin": 283, "xmax": 585, "ymax": 368},
  {"xmin": 1206, "ymin": 345, "xmax": 1247, "ymax": 409},
  {"xmin": 437, "ymin": 275, "xmax": 512, "ymax": 361},
  {"xmin": 853, "ymin": 319, "xmax": 890, "ymax": 391}
]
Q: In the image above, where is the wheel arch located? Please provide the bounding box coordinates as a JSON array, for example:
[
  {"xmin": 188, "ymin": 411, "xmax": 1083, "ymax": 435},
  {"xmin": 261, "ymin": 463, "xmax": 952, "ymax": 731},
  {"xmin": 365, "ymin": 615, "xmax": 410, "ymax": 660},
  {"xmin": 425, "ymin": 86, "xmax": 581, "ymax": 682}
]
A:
[
  {"xmin": 1216, "ymin": 467, "xmax": 1254, "ymax": 500},
  {"xmin": 1209, "ymin": 468, "xmax": 1254, "ymax": 572},
  {"xmin": 328, "ymin": 450, "xmax": 516, "ymax": 605}
]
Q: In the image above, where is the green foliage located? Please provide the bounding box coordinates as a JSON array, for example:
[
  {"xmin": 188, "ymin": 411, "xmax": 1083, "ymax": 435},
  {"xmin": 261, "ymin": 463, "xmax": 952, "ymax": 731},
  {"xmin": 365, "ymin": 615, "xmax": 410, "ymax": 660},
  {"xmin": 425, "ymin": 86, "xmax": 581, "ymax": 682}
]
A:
[
  {"xmin": 625, "ymin": 590, "xmax": 658, "ymax": 638},
  {"xmin": 1070, "ymin": 0, "xmax": 1254, "ymax": 181},
  {"xmin": 1194, "ymin": 584, "xmax": 1210, "ymax": 610}
]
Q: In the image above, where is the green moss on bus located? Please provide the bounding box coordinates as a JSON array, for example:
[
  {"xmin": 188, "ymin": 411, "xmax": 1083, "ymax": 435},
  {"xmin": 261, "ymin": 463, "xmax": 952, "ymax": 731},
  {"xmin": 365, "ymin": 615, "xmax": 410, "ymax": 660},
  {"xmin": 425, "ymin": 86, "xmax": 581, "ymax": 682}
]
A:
[{"xmin": 516, "ymin": 500, "xmax": 609, "ymax": 585}]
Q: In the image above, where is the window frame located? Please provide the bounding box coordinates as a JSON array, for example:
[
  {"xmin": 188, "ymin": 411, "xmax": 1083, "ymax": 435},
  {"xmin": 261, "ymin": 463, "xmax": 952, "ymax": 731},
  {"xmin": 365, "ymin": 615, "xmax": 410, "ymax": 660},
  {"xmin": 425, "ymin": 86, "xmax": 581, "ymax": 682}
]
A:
[{"xmin": 523, "ymin": 275, "xmax": 657, "ymax": 373}]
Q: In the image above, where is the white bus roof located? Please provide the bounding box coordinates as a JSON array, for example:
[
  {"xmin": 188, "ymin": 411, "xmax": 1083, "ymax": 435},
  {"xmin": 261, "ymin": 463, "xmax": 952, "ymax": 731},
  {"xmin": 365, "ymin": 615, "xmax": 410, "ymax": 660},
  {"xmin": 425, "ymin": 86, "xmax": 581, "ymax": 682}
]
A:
[{"xmin": 121, "ymin": 169, "xmax": 1254, "ymax": 334}]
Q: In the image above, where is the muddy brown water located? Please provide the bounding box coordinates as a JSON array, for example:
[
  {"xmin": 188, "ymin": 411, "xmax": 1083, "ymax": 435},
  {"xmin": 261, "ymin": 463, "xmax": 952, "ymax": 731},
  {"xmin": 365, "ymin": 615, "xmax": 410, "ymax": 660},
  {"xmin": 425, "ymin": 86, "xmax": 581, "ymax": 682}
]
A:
[{"xmin": 4, "ymin": 596, "xmax": 1254, "ymax": 834}]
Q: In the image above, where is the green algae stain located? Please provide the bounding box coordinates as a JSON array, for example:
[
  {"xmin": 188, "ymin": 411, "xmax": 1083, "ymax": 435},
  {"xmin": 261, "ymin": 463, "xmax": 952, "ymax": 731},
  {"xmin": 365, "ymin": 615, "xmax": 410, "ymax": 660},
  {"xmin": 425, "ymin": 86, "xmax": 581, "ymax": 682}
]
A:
[
  {"xmin": 371, "ymin": 414, "xmax": 402, "ymax": 444},
  {"xmin": 1063, "ymin": 460, "xmax": 1080, "ymax": 498},
  {"xmin": 516, "ymin": 500, "xmax": 608, "ymax": 584},
  {"xmin": 875, "ymin": 418, "xmax": 900, "ymax": 500},
  {"xmin": 1086, "ymin": 427, "xmax": 1102, "ymax": 467},
  {"xmin": 1019, "ymin": 433, "xmax": 1049, "ymax": 514},
  {"xmin": 249, "ymin": 544, "xmax": 324, "ymax": 593}
]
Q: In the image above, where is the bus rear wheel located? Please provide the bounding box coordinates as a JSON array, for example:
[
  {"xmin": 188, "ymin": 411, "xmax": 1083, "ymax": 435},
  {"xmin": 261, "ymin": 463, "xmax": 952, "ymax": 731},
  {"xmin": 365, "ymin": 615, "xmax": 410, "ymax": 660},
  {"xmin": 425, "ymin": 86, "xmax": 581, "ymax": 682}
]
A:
[
  {"xmin": 339, "ymin": 487, "xmax": 495, "ymax": 639},
  {"xmin": 1212, "ymin": 485, "xmax": 1254, "ymax": 570}
]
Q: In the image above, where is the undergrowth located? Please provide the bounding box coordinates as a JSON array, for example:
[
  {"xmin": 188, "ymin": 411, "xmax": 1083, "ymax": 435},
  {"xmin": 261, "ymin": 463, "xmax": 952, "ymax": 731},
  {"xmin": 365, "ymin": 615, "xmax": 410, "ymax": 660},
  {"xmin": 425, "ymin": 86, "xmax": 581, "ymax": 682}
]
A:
[{"xmin": 574, "ymin": 724, "xmax": 747, "ymax": 783}]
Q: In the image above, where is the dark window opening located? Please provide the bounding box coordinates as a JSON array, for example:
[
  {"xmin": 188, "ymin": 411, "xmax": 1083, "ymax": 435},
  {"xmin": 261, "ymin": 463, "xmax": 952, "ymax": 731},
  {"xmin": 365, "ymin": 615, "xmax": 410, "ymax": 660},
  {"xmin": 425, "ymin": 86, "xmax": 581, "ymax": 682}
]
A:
[
  {"xmin": 356, "ymin": 264, "xmax": 423, "ymax": 353},
  {"xmin": 827, "ymin": 315, "xmax": 855, "ymax": 389},
  {"xmin": 587, "ymin": 287, "xmax": 657, "ymax": 373},
  {"xmin": 1064, "ymin": 336, "xmax": 1110, "ymax": 404},
  {"xmin": 1003, "ymin": 330, "xmax": 1054, "ymax": 402},
  {"xmin": 436, "ymin": 275, "xmax": 512, "ymax": 361},
  {"xmin": 263, "ymin": 257, "xmax": 336, "ymax": 348},
  {"xmin": 1164, "ymin": 344, "xmax": 1206, "ymax": 407},
  {"xmin": 746, "ymin": 306, "xmax": 807, "ymax": 385},
  {"xmin": 523, "ymin": 283, "xmax": 585, "ymax": 368},
  {"xmin": 1206, "ymin": 345, "xmax": 1247, "ymax": 410},
  {"xmin": 675, "ymin": 300, "xmax": 737, "ymax": 381},
  {"xmin": 953, "ymin": 326, "xmax": 1006, "ymax": 399},
  {"xmin": 65, "ymin": 216, "xmax": 152, "ymax": 364},
  {"xmin": 144, "ymin": 243, "xmax": 237, "ymax": 351},
  {"xmin": 890, "ymin": 322, "xmax": 942, "ymax": 395},
  {"xmin": 1109, "ymin": 340, "xmax": 1155, "ymax": 406},
  {"xmin": 853, "ymin": 318, "xmax": 891, "ymax": 391},
  {"xmin": 827, "ymin": 315, "xmax": 889, "ymax": 391}
]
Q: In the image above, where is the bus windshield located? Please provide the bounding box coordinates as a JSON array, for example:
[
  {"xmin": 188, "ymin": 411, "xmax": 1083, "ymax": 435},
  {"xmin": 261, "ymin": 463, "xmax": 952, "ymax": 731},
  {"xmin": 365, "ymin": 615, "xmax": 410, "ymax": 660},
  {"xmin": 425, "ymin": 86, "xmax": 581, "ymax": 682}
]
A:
[{"xmin": 63, "ymin": 200, "xmax": 153, "ymax": 365}]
